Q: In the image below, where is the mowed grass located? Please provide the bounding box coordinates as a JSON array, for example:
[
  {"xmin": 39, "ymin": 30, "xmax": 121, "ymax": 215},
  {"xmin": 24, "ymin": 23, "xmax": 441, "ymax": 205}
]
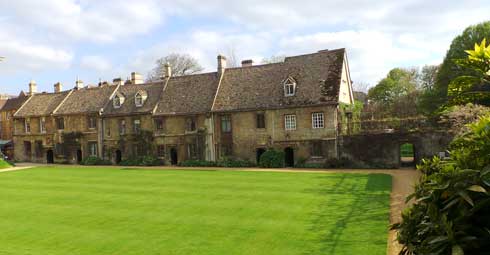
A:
[
  {"xmin": 0, "ymin": 166, "xmax": 392, "ymax": 255},
  {"xmin": 0, "ymin": 159, "xmax": 12, "ymax": 169}
]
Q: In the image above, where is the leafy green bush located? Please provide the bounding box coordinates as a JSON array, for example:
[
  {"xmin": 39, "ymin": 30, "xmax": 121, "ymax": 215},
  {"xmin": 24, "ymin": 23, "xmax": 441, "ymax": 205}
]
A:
[
  {"xmin": 392, "ymin": 116, "xmax": 490, "ymax": 254},
  {"xmin": 217, "ymin": 157, "xmax": 255, "ymax": 167},
  {"xmin": 178, "ymin": 160, "xmax": 217, "ymax": 167},
  {"xmin": 119, "ymin": 156, "xmax": 163, "ymax": 166},
  {"xmin": 258, "ymin": 149, "xmax": 284, "ymax": 168},
  {"xmin": 80, "ymin": 156, "xmax": 112, "ymax": 166},
  {"xmin": 0, "ymin": 159, "xmax": 12, "ymax": 169},
  {"xmin": 324, "ymin": 157, "xmax": 353, "ymax": 168}
]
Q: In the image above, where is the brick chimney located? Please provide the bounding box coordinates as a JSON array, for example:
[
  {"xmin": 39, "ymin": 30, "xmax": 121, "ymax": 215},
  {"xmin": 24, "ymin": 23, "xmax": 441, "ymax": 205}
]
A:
[
  {"xmin": 217, "ymin": 55, "xmax": 227, "ymax": 75},
  {"xmin": 28, "ymin": 80, "xmax": 37, "ymax": 95},
  {"xmin": 112, "ymin": 78, "xmax": 123, "ymax": 86},
  {"xmin": 54, "ymin": 82, "xmax": 62, "ymax": 93},
  {"xmin": 164, "ymin": 62, "xmax": 172, "ymax": 78},
  {"xmin": 131, "ymin": 72, "xmax": 143, "ymax": 84},
  {"xmin": 75, "ymin": 79, "xmax": 84, "ymax": 90},
  {"xmin": 241, "ymin": 59, "xmax": 253, "ymax": 67}
]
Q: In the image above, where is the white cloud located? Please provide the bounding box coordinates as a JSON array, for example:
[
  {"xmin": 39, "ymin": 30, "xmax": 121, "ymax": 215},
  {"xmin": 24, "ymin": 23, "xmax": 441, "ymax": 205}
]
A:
[{"xmin": 80, "ymin": 55, "xmax": 112, "ymax": 72}]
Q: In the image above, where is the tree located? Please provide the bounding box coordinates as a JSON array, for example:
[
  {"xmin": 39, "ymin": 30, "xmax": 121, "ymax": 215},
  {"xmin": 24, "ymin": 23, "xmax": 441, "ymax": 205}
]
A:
[
  {"xmin": 367, "ymin": 68, "xmax": 418, "ymax": 105},
  {"xmin": 261, "ymin": 55, "xmax": 286, "ymax": 64},
  {"xmin": 418, "ymin": 65, "xmax": 440, "ymax": 90},
  {"xmin": 146, "ymin": 53, "xmax": 204, "ymax": 82},
  {"xmin": 429, "ymin": 21, "xmax": 490, "ymax": 112},
  {"xmin": 447, "ymin": 38, "xmax": 490, "ymax": 105}
]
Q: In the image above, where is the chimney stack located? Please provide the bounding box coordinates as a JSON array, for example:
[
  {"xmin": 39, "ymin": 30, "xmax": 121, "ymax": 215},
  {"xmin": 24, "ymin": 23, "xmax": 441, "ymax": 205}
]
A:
[
  {"xmin": 28, "ymin": 80, "xmax": 37, "ymax": 95},
  {"xmin": 112, "ymin": 78, "xmax": 123, "ymax": 86},
  {"xmin": 75, "ymin": 79, "xmax": 84, "ymax": 90},
  {"xmin": 131, "ymin": 72, "xmax": 143, "ymax": 84},
  {"xmin": 241, "ymin": 59, "xmax": 253, "ymax": 67},
  {"xmin": 217, "ymin": 55, "xmax": 227, "ymax": 75},
  {"xmin": 164, "ymin": 62, "xmax": 172, "ymax": 78},
  {"xmin": 54, "ymin": 82, "xmax": 62, "ymax": 93}
]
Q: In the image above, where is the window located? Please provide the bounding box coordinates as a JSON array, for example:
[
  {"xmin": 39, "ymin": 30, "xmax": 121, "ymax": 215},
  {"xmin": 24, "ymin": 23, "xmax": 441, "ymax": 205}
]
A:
[
  {"xmin": 311, "ymin": 141, "xmax": 323, "ymax": 157},
  {"xmin": 56, "ymin": 117, "xmax": 64, "ymax": 130},
  {"xmin": 133, "ymin": 119, "xmax": 141, "ymax": 134},
  {"xmin": 187, "ymin": 143, "xmax": 197, "ymax": 159},
  {"xmin": 23, "ymin": 141, "xmax": 31, "ymax": 157},
  {"xmin": 104, "ymin": 120, "xmax": 111, "ymax": 137},
  {"xmin": 256, "ymin": 113, "xmax": 266, "ymax": 129},
  {"xmin": 186, "ymin": 117, "xmax": 196, "ymax": 132},
  {"xmin": 135, "ymin": 93, "xmax": 143, "ymax": 107},
  {"xmin": 119, "ymin": 119, "xmax": 126, "ymax": 135},
  {"xmin": 155, "ymin": 118, "xmax": 165, "ymax": 131},
  {"xmin": 88, "ymin": 116, "xmax": 97, "ymax": 129},
  {"xmin": 88, "ymin": 142, "xmax": 98, "ymax": 156},
  {"xmin": 35, "ymin": 141, "xmax": 43, "ymax": 158},
  {"xmin": 221, "ymin": 115, "xmax": 232, "ymax": 133},
  {"xmin": 55, "ymin": 143, "xmax": 64, "ymax": 156},
  {"xmin": 157, "ymin": 145, "xmax": 165, "ymax": 157},
  {"xmin": 284, "ymin": 77, "xmax": 296, "ymax": 96},
  {"xmin": 113, "ymin": 95, "xmax": 122, "ymax": 108},
  {"xmin": 24, "ymin": 119, "xmax": 31, "ymax": 133},
  {"xmin": 284, "ymin": 114, "xmax": 296, "ymax": 130},
  {"xmin": 312, "ymin": 112, "xmax": 324, "ymax": 129},
  {"xmin": 40, "ymin": 117, "xmax": 46, "ymax": 133}
]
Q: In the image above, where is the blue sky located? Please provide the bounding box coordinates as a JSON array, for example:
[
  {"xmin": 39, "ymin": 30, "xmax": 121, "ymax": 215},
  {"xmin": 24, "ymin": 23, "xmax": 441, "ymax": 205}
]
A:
[{"xmin": 1, "ymin": 0, "xmax": 489, "ymax": 95}]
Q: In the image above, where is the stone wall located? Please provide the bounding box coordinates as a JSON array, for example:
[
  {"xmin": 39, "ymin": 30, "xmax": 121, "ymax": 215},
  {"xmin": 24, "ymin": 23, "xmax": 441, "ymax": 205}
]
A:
[{"xmin": 338, "ymin": 131, "xmax": 453, "ymax": 168}]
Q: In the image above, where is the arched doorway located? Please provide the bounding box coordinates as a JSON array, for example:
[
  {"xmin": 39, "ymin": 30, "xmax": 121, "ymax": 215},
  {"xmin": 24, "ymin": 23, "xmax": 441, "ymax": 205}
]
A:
[
  {"xmin": 46, "ymin": 150, "xmax": 54, "ymax": 164},
  {"xmin": 76, "ymin": 149, "xmax": 82, "ymax": 164},
  {"xmin": 256, "ymin": 148, "xmax": 266, "ymax": 163},
  {"xmin": 170, "ymin": 147, "xmax": 178, "ymax": 165},
  {"xmin": 115, "ymin": 150, "xmax": 122, "ymax": 164},
  {"xmin": 400, "ymin": 143, "xmax": 415, "ymax": 167},
  {"xmin": 284, "ymin": 147, "xmax": 294, "ymax": 167}
]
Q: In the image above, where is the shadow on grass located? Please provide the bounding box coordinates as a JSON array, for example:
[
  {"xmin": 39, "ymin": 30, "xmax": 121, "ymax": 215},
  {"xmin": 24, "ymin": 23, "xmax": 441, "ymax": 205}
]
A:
[{"xmin": 304, "ymin": 174, "xmax": 391, "ymax": 255}]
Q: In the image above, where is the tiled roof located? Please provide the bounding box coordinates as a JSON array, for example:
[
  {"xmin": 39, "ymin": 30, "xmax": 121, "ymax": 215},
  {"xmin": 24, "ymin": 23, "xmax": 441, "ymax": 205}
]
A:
[
  {"xmin": 102, "ymin": 82, "xmax": 164, "ymax": 116},
  {"xmin": 54, "ymin": 85, "xmax": 117, "ymax": 115},
  {"xmin": 154, "ymin": 73, "xmax": 219, "ymax": 115},
  {"xmin": 15, "ymin": 91, "xmax": 70, "ymax": 117},
  {"xmin": 212, "ymin": 48, "xmax": 345, "ymax": 112},
  {"xmin": 1, "ymin": 93, "xmax": 29, "ymax": 112}
]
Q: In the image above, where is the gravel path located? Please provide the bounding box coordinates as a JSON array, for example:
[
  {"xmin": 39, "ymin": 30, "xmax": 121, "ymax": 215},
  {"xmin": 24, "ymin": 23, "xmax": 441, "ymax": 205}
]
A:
[{"xmin": 9, "ymin": 164, "xmax": 420, "ymax": 255}]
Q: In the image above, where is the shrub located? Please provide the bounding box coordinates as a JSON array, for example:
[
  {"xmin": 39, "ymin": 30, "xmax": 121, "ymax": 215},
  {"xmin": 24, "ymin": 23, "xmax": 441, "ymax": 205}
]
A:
[
  {"xmin": 258, "ymin": 149, "xmax": 284, "ymax": 168},
  {"xmin": 392, "ymin": 116, "xmax": 490, "ymax": 254},
  {"xmin": 324, "ymin": 157, "xmax": 352, "ymax": 168},
  {"xmin": 0, "ymin": 159, "xmax": 12, "ymax": 169},
  {"xmin": 80, "ymin": 156, "xmax": 112, "ymax": 166},
  {"xmin": 217, "ymin": 157, "xmax": 255, "ymax": 168},
  {"xmin": 178, "ymin": 160, "xmax": 217, "ymax": 167},
  {"xmin": 119, "ymin": 156, "xmax": 163, "ymax": 166}
]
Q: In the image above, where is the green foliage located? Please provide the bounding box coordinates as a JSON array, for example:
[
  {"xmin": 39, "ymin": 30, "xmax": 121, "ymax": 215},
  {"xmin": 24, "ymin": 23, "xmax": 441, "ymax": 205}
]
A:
[
  {"xmin": 392, "ymin": 116, "xmax": 490, "ymax": 254},
  {"xmin": 368, "ymin": 68, "xmax": 418, "ymax": 105},
  {"xmin": 119, "ymin": 155, "xmax": 163, "ymax": 166},
  {"xmin": 447, "ymin": 39, "xmax": 490, "ymax": 106},
  {"xmin": 178, "ymin": 160, "xmax": 217, "ymax": 167},
  {"xmin": 430, "ymin": 21, "xmax": 490, "ymax": 112},
  {"xmin": 324, "ymin": 157, "xmax": 354, "ymax": 168},
  {"xmin": 216, "ymin": 157, "xmax": 256, "ymax": 167},
  {"xmin": 339, "ymin": 100, "xmax": 363, "ymax": 134},
  {"xmin": 0, "ymin": 159, "xmax": 12, "ymax": 169},
  {"xmin": 80, "ymin": 156, "xmax": 112, "ymax": 166},
  {"xmin": 258, "ymin": 149, "xmax": 285, "ymax": 168}
]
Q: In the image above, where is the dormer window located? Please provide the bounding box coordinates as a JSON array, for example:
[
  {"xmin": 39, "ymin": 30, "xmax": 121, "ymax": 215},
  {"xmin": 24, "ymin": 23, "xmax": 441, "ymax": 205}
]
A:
[
  {"xmin": 114, "ymin": 95, "xmax": 121, "ymax": 108},
  {"xmin": 135, "ymin": 93, "xmax": 143, "ymax": 107},
  {"xmin": 134, "ymin": 90, "xmax": 148, "ymax": 107},
  {"xmin": 284, "ymin": 77, "xmax": 296, "ymax": 96}
]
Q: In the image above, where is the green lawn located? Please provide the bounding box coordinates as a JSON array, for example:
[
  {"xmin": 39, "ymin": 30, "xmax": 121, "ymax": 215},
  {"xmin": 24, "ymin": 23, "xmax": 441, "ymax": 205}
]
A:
[
  {"xmin": 0, "ymin": 166, "xmax": 392, "ymax": 255},
  {"xmin": 0, "ymin": 159, "xmax": 12, "ymax": 169}
]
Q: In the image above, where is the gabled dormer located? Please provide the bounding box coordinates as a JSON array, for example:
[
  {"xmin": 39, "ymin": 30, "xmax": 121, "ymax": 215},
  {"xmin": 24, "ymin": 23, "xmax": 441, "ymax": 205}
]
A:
[
  {"xmin": 135, "ymin": 90, "xmax": 148, "ymax": 107},
  {"xmin": 113, "ymin": 92, "xmax": 125, "ymax": 109},
  {"xmin": 283, "ymin": 77, "xmax": 297, "ymax": 97}
]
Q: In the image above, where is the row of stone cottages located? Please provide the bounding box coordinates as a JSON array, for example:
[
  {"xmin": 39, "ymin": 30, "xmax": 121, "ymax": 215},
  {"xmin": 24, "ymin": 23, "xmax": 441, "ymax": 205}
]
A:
[{"xmin": 9, "ymin": 48, "xmax": 354, "ymax": 166}]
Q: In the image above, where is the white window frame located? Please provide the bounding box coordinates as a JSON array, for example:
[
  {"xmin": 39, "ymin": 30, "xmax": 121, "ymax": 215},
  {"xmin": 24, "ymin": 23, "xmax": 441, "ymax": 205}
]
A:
[
  {"xmin": 135, "ymin": 93, "xmax": 143, "ymax": 107},
  {"xmin": 24, "ymin": 119, "xmax": 31, "ymax": 133},
  {"xmin": 312, "ymin": 112, "xmax": 325, "ymax": 129},
  {"xmin": 88, "ymin": 142, "xmax": 98, "ymax": 156},
  {"xmin": 40, "ymin": 117, "xmax": 46, "ymax": 133},
  {"xmin": 113, "ymin": 95, "xmax": 121, "ymax": 108},
  {"xmin": 284, "ymin": 78, "xmax": 296, "ymax": 97},
  {"xmin": 133, "ymin": 119, "xmax": 141, "ymax": 133},
  {"xmin": 284, "ymin": 114, "xmax": 296, "ymax": 131}
]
